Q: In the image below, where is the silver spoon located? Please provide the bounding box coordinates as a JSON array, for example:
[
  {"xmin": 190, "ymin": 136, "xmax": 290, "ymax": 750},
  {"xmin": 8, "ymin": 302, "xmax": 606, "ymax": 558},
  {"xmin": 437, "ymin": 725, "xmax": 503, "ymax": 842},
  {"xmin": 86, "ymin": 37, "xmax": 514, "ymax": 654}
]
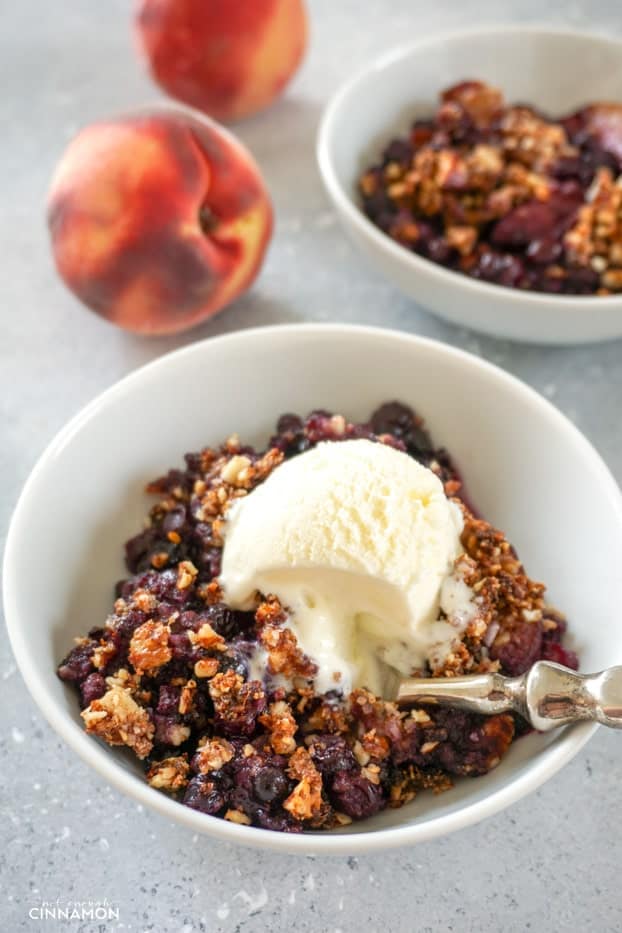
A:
[{"xmin": 395, "ymin": 661, "xmax": 622, "ymax": 730}]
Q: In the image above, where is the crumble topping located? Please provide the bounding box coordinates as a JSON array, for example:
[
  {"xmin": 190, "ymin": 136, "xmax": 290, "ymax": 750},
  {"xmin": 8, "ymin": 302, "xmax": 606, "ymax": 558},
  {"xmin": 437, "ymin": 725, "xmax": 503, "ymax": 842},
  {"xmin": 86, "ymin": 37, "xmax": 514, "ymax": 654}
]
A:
[
  {"xmin": 255, "ymin": 594, "xmax": 287, "ymax": 628},
  {"xmin": 81, "ymin": 685, "xmax": 154, "ymax": 759},
  {"xmin": 208, "ymin": 669, "xmax": 244, "ymax": 700},
  {"xmin": 209, "ymin": 671, "xmax": 267, "ymax": 734}
]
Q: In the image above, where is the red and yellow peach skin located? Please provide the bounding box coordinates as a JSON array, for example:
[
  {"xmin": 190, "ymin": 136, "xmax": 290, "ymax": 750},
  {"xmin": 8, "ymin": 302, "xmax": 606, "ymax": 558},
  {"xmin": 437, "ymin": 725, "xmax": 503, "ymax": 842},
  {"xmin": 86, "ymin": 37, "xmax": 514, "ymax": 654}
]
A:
[
  {"xmin": 136, "ymin": 0, "xmax": 308, "ymax": 122},
  {"xmin": 47, "ymin": 111, "xmax": 273, "ymax": 334}
]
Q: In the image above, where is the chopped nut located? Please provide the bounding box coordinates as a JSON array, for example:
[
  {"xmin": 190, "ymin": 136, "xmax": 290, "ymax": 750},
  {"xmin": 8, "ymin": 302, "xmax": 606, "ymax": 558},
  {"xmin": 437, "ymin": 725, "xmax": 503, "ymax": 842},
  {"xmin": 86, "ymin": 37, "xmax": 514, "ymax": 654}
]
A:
[
  {"xmin": 443, "ymin": 81, "xmax": 503, "ymax": 128},
  {"xmin": 361, "ymin": 729, "xmax": 391, "ymax": 761},
  {"xmin": 128, "ymin": 620, "xmax": 172, "ymax": 674},
  {"xmin": 283, "ymin": 748, "xmax": 323, "ymax": 821},
  {"xmin": 362, "ymin": 764, "xmax": 381, "ymax": 785},
  {"xmin": 446, "ymin": 225, "xmax": 478, "ymax": 256},
  {"xmin": 305, "ymin": 697, "xmax": 349, "ymax": 734},
  {"xmin": 197, "ymin": 580, "xmax": 223, "ymax": 605},
  {"xmin": 178, "ymin": 679, "xmax": 197, "ymax": 715},
  {"xmin": 105, "ymin": 667, "xmax": 141, "ymax": 691},
  {"xmin": 167, "ymin": 722, "xmax": 192, "ymax": 746},
  {"xmin": 387, "ymin": 181, "xmax": 408, "ymax": 200},
  {"xmin": 220, "ymin": 454, "xmax": 252, "ymax": 486},
  {"xmin": 132, "ymin": 589, "xmax": 157, "ymax": 613},
  {"xmin": 150, "ymin": 551, "xmax": 169, "ymax": 569},
  {"xmin": 209, "ymin": 670, "xmax": 243, "ymax": 699},
  {"xmin": 194, "ymin": 658, "xmax": 220, "ymax": 679},
  {"xmin": 384, "ymin": 162, "xmax": 403, "ymax": 181},
  {"xmin": 188, "ymin": 622, "xmax": 226, "ymax": 652},
  {"xmin": 353, "ymin": 740, "xmax": 370, "ymax": 767},
  {"xmin": 176, "ymin": 560, "xmax": 198, "ymax": 590},
  {"xmin": 410, "ymin": 709, "xmax": 432, "ymax": 724},
  {"xmin": 334, "ymin": 812, "xmax": 353, "ymax": 826},
  {"xmin": 91, "ymin": 640, "xmax": 117, "ymax": 671},
  {"xmin": 359, "ymin": 171, "xmax": 379, "ymax": 196},
  {"xmin": 603, "ymin": 269, "xmax": 622, "ymax": 290},
  {"xmin": 211, "ymin": 519, "xmax": 225, "ymax": 546},
  {"xmin": 249, "ymin": 448, "xmax": 284, "ymax": 484},
  {"xmin": 255, "ymin": 595, "xmax": 286, "ymax": 628},
  {"xmin": 329, "ymin": 414, "xmax": 346, "ymax": 435},
  {"xmin": 224, "ymin": 433, "xmax": 241, "ymax": 453},
  {"xmin": 522, "ymin": 608, "xmax": 542, "ymax": 623},
  {"xmin": 147, "ymin": 755, "xmax": 190, "ymax": 792},
  {"xmin": 224, "ymin": 808, "xmax": 251, "ymax": 825},
  {"xmin": 194, "ymin": 737, "xmax": 235, "ymax": 773}
]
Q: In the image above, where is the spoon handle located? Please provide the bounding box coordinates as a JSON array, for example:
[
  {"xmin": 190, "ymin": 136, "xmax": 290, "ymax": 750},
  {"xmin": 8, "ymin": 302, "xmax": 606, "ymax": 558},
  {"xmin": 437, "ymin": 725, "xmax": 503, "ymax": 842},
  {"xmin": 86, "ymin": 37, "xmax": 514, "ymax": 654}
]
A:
[{"xmin": 395, "ymin": 662, "xmax": 622, "ymax": 732}]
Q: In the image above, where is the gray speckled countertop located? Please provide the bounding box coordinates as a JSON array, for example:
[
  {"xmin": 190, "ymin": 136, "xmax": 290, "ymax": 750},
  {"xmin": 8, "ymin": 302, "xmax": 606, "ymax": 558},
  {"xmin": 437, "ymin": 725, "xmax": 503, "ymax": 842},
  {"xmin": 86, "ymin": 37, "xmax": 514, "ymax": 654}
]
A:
[{"xmin": 2, "ymin": 1, "xmax": 622, "ymax": 930}]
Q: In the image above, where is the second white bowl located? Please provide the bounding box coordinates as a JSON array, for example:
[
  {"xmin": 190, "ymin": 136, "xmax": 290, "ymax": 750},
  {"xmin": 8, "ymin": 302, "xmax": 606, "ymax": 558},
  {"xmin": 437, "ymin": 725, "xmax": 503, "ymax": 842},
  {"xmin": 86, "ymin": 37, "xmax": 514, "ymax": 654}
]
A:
[{"xmin": 317, "ymin": 26, "xmax": 622, "ymax": 344}]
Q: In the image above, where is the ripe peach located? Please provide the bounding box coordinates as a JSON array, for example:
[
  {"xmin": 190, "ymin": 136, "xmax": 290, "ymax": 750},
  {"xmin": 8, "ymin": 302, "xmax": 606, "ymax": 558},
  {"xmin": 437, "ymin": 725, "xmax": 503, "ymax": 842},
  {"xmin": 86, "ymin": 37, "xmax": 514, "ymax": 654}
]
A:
[
  {"xmin": 135, "ymin": 0, "xmax": 308, "ymax": 122},
  {"xmin": 47, "ymin": 111, "xmax": 273, "ymax": 334}
]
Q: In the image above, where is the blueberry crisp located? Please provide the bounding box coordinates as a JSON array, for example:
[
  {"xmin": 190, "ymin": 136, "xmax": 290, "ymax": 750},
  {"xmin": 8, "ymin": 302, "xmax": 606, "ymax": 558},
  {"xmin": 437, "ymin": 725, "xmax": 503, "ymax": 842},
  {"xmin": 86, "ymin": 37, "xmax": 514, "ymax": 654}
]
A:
[
  {"xmin": 57, "ymin": 403, "xmax": 578, "ymax": 832},
  {"xmin": 359, "ymin": 81, "xmax": 622, "ymax": 295}
]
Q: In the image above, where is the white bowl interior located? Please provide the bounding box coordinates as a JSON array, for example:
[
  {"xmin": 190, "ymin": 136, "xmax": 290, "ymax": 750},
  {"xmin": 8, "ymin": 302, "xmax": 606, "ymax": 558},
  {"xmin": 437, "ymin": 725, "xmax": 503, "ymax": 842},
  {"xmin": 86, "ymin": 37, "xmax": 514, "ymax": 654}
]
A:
[
  {"xmin": 5, "ymin": 325, "xmax": 622, "ymax": 851},
  {"xmin": 328, "ymin": 28, "xmax": 622, "ymax": 223}
]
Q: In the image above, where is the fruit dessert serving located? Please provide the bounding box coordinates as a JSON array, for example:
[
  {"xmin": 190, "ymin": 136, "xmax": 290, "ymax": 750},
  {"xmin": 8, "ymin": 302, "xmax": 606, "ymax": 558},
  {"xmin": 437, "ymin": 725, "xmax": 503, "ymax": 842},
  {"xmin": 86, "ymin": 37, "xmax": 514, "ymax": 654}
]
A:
[
  {"xmin": 57, "ymin": 403, "xmax": 578, "ymax": 833},
  {"xmin": 359, "ymin": 81, "xmax": 622, "ymax": 295}
]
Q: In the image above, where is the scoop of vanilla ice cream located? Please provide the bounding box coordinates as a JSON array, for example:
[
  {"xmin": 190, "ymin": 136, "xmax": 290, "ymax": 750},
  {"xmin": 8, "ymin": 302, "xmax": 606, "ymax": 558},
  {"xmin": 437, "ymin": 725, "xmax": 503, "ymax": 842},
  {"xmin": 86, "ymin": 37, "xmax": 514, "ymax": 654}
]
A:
[{"xmin": 220, "ymin": 438, "xmax": 469, "ymax": 696}]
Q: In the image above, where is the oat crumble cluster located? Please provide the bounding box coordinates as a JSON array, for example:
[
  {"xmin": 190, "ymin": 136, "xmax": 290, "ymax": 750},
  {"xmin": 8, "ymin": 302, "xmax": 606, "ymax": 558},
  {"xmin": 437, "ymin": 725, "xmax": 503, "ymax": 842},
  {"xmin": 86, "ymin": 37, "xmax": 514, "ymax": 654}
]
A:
[
  {"xmin": 359, "ymin": 81, "xmax": 622, "ymax": 295},
  {"xmin": 57, "ymin": 403, "xmax": 578, "ymax": 833}
]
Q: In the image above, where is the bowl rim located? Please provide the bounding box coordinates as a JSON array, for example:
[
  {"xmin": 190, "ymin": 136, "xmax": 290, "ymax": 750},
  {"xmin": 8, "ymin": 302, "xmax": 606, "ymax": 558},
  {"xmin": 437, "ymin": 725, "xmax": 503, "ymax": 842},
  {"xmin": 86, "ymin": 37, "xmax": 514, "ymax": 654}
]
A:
[
  {"xmin": 5, "ymin": 321, "xmax": 620, "ymax": 854},
  {"xmin": 316, "ymin": 23, "xmax": 622, "ymax": 312}
]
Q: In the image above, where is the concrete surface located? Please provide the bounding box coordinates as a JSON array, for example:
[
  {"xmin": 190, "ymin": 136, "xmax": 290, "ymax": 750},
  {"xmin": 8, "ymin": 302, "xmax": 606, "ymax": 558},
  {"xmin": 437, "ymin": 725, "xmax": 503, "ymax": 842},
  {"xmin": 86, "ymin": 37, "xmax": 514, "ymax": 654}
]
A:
[{"xmin": 1, "ymin": 1, "xmax": 621, "ymax": 930}]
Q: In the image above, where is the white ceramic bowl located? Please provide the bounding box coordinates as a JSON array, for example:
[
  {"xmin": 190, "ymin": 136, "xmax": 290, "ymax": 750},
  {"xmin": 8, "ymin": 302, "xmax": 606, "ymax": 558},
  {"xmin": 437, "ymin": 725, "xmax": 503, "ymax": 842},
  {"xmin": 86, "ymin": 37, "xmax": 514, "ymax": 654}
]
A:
[
  {"xmin": 5, "ymin": 324, "xmax": 622, "ymax": 854},
  {"xmin": 317, "ymin": 27, "xmax": 622, "ymax": 344}
]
